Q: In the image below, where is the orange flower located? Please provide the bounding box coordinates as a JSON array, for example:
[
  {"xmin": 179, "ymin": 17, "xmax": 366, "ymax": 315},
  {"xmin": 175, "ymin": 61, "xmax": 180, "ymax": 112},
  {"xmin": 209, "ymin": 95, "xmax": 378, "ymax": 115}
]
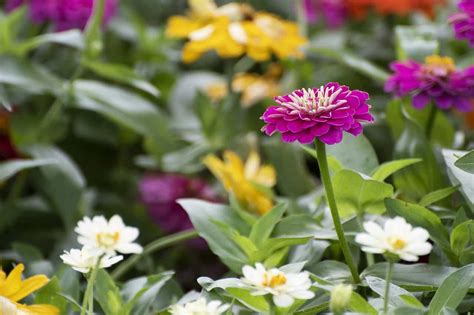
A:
[{"xmin": 347, "ymin": 0, "xmax": 444, "ymax": 18}]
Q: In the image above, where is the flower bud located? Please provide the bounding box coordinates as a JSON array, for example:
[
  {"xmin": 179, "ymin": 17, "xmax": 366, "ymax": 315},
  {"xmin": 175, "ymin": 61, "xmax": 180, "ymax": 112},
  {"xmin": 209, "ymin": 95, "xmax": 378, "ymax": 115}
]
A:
[{"xmin": 329, "ymin": 284, "xmax": 352, "ymax": 314}]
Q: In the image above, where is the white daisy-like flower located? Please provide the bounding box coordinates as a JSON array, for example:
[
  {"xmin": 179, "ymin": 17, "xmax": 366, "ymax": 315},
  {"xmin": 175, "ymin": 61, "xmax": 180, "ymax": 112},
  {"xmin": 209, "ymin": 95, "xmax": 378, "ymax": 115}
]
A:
[
  {"xmin": 355, "ymin": 216, "xmax": 432, "ymax": 262},
  {"xmin": 60, "ymin": 248, "xmax": 123, "ymax": 273},
  {"xmin": 75, "ymin": 215, "xmax": 143, "ymax": 255},
  {"xmin": 170, "ymin": 298, "xmax": 229, "ymax": 315},
  {"xmin": 240, "ymin": 263, "xmax": 315, "ymax": 308}
]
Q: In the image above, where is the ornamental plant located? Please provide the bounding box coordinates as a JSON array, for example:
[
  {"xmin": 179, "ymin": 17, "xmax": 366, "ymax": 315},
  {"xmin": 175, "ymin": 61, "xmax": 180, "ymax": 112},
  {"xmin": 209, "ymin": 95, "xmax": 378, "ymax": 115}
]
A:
[{"xmin": 0, "ymin": 0, "xmax": 473, "ymax": 314}]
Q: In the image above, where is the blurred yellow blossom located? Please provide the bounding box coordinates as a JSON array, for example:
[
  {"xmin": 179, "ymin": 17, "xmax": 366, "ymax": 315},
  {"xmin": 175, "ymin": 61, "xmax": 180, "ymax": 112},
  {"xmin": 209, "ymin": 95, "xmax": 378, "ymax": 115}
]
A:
[
  {"xmin": 204, "ymin": 64, "xmax": 282, "ymax": 107},
  {"xmin": 203, "ymin": 150, "xmax": 276, "ymax": 215},
  {"xmin": 0, "ymin": 264, "xmax": 59, "ymax": 314},
  {"xmin": 165, "ymin": 0, "xmax": 307, "ymax": 63}
]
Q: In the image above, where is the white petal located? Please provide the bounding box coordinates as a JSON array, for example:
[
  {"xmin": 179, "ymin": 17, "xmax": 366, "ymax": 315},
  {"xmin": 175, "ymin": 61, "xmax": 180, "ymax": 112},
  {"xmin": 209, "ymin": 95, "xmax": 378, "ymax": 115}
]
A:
[
  {"xmin": 273, "ymin": 294, "xmax": 294, "ymax": 307},
  {"xmin": 355, "ymin": 233, "xmax": 382, "ymax": 248},
  {"xmin": 121, "ymin": 227, "xmax": 139, "ymax": 242},
  {"xmin": 363, "ymin": 221, "xmax": 385, "ymax": 238},
  {"xmin": 408, "ymin": 227, "xmax": 430, "ymax": 242},
  {"xmin": 361, "ymin": 246, "xmax": 385, "ymax": 254},
  {"xmin": 109, "ymin": 215, "xmax": 125, "ymax": 229},
  {"xmin": 290, "ymin": 290, "xmax": 315, "ymax": 300},
  {"xmin": 405, "ymin": 242, "xmax": 432, "ymax": 256},
  {"xmin": 399, "ymin": 252, "xmax": 419, "ymax": 262},
  {"xmin": 116, "ymin": 242, "xmax": 143, "ymax": 254}
]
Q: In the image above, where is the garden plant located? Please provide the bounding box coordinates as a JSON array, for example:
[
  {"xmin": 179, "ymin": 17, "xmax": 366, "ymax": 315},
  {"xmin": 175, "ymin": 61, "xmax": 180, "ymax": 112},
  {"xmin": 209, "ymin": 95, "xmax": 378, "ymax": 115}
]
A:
[{"xmin": 0, "ymin": 0, "xmax": 473, "ymax": 314}]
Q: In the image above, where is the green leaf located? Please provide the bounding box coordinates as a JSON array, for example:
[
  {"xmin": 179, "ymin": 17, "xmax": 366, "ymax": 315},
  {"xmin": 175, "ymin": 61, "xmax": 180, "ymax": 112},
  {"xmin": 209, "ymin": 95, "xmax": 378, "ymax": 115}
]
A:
[
  {"xmin": 0, "ymin": 56, "xmax": 61, "ymax": 94},
  {"xmin": 178, "ymin": 199, "xmax": 250, "ymax": 273},
  {"xmin": 226, "ymin": 287, "xmax": 270, "ymax": 313},
  {"xmin": 362, "ymin": 263, "xmax": 474, "ymax": 291},
  {"xmin": 73, "ymin": 80, "xmax": 175, "ymax": 158},
  {"xmin": 15, "ymin": 30, "xmax": 84, "ymax": 54},
  {"xmin": 0, "ymin": 159, "xmax": 55, "ymax": 183},
  {"xmin": 450, "ymin": 220, "xmax": 474, "ymax": 257},
  {"xmin": 395, "ymin": 25, "xmax": 439, "ymax": 61},
  {"xmin": 308, "ymin": 47, "xmax": 390, "ymax": 82},
  {"xmin": 308, "ymin": 261, "xmax": 352, "ymax": 283},
  {"xmin": 400, "ymin": 295, "xmax": 425, "ymax": 309},
  {"xmin": 82, "ymin": 60, "xmax": 160, "ymax": 97},
  {"xmin": 442, "ymin": 149, "xmax": 474, "ymax": 210},
  {"xmin": 333, "ymin": 169, "xmax": 393, "ymax": 217},
  {"xmin": 454, "ymin": 151, "xmax": 474, "ymax": 174},
  {"xmin": 392, "ymin": 113, "xmax": 444, "ymax": 200},
  {"xmin": 370, "ymin": 159, "xmax": 422, "ymax": 182},
  {"xmin": 35, "ymin": 277, "xmax": 67, "ymax": 313},
  {"xmin": 428, "ymin": 264, "xmax": 474, "ymax": 315},
  {"xmin": 249, "ymin": 203, "xmax": 286, "ymax": 248},
  {"xmin": 419, "ymin": 186, "xmax": 459, "ymax": 207},
  {"xmin": 0, "ymin": 85, "xmax": 12, "ymax": 111},
  {"xmin": 262, "ymin": 138, "xmax": 314, "ymax": 197},
  {"xmin": 122, "ymin": 272, "xmax": 174, "ymax": 315},
  {"xmin": 366, "ymin": 276, "xmax": 417, "ymax": 307},
  {"xmin": 349, "ymin": 292, "xmax": 377, "ymax": 315},
  {"xmin": 95, "ymin": 269, "xmax": 125, "ymax": 315},
  {"xmin": 12, "ymin": 242, "xmax": 43, "ymax": 263},
  {"xmin": 83, "ymin": 0, "xmax": 105, "ymax": 58},
  {"xmin": 326, "ymin": 134, "xmax": 379, "ymax": 175},
  {"xmin": 257, "ymin": 237, "xmax": 311, "ymax": 262},
  {"xmin": 213, "ymin": 220, "xmax": 258, "ymax": 260},
  {"xmin": 385, "ymin": 199, "xmax": 455, "ymax": 263},
  {"xmin": 22, "ymin": 145, "xmax": 85, "ymax": 230}
]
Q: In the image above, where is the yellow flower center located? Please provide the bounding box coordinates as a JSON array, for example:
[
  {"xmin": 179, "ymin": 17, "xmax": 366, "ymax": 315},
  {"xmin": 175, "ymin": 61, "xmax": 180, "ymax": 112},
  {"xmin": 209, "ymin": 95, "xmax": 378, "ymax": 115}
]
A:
[
  {"xmin": 96, "ymin": 232, "xmax": 119, "ymax": 248},
  {"xmin": 262, "ymin": 272, "xmax": 287, "ymax": 288},
  {"xmin": 388, "ymin": 237, "xmax": 406, "ymax": 250},
  {"xmin": 424, "ymin": 55, "xmax": 456, "ymax": 76}
]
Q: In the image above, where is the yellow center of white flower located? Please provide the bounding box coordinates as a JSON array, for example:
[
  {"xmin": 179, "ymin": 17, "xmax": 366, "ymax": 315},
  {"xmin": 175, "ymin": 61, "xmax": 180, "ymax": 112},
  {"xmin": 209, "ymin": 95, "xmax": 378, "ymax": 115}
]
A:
[
  {"xmin": 387, "ymin": 237, "xmax": 406, "ymax": 250},
  {"xmin": 262, "ymin": 272, "xmax": 287, "ymax": 288},
  {"xmin": 96, "ymin": 232, "xmax": 119, "ymax": 248}
]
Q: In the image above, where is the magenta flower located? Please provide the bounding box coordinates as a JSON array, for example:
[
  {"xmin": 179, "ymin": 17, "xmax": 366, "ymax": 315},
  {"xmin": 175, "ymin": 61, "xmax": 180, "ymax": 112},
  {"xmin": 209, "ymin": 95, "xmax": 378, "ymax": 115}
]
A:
[
  {"xmin": 261, "ymin": 83, "xmax": 374, "ymax": 145},
  {"xmin": 449, "ymin": 0, "xmax": 474, "ymax": 46},
  {"xmin": 5, "ymin": 0, "xmax": 117, "ymax": 31},
  {"xmin": 385, "ymin": 55, "xmax": 474, "ymax": 112},
  {"xmin": 303, "ymin": 0, "xmax": 348, "ymax": 28},
  {"xmin": 139, "ymin": 174, "xmax": 219, "ymax": 235}
]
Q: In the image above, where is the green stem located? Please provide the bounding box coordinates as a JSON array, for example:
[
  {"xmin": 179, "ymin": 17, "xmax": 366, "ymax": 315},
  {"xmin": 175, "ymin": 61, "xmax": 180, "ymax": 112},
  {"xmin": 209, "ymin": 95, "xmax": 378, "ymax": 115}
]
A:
[
  {"xmin": 356, "ymin": 213, "xmax": 374, "ymax": 266},
  {"xmin": 315, "ymin": 140, "xmax": 360, "ymax": 284},
  {"xmin": 383, "ymin": 262, "xmax": 394, "ymax": 314},
  {"xmin": 111, "ymin": 229, "xmax": 199, "ymax": 280},
  {"xmin": 425, "ymin": 104, "xmax": 437, "ymax": 140},
  {"xmin": 6, "ymin": 170, "xmax": 27, "ymax": 205},
  {"xmin": 80, "ymin": 259, "xmax": 101, "ymax": 315}
]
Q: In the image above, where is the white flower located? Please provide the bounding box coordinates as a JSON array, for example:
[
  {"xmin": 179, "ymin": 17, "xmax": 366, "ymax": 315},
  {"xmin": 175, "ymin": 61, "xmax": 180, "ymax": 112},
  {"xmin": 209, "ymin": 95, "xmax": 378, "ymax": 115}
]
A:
[
  {"xmin": 329, "ymin": 284, "xmax": 352, "ymax": 313},
  {"xmin": 75, "ymin": 215, "xmax": 143, "ymax": 255},
  {"xmin": 355, "ymin": 216, "xmax": 432, "ymax": 262},
  {"xmin": 241, "ymin": 263, "xmax": 315, "ymax": 308},
  {"xmin": 170, "ymin": 298, "xmax": 229, "ymax": 315},
  {"xmin": 60, "ymin": 248, "xmax": 123, "ymax": 273}
]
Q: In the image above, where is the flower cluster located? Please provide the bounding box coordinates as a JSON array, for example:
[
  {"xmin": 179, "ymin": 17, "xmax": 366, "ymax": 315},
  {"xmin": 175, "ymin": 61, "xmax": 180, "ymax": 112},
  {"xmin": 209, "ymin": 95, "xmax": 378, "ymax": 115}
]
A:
[
  {"xmin": 385, "ymin": 55, "xmax": 474, "ymax": 112},
  {"xmin": 356, "ymin": 216, "xmax": 432, "ymax": 262},
  {"xmin": 60, "ymin": 215, "xmax": 142, "ymax": 273},
  {"xmin": 203, "ymin": 150, "xmax": 276, "ymax": 215},
  {"xmin": 0, "ymin": 264, "xmax": 59, "ymax": 314},
  {"xmin": 204, "ymin": 65, "xmax": 282, "ymax": 108},
  {"xmin": 139, "ymin": 174, "xmax": 218, "ymax": 234},
  {"xmin": 261, "ymin": 82, "xmax": 374, "ymax": 145},
  {"xmin": 165, "ymin": 0, "xmax": 307, "ymax": 63},
  {"xmin": 170, "ymin": 298, "xmax": 229, "ymax": 315},
  {"xmin": 5, "ymin": 0, "xmax": 117, "ymax": 31},
  {"xmin": 240, "ymin": 263, "xmax": 315, "ymax": 307},
  {"xmin": 347, "ymin": 0, "xmax": 443, "ymax": 18},
  {"xmin": 303, "ymin": 0, "xmax": 348, "ymax": 28},
  {"xmin": 449, "ymin": 0, "xmax": 474, "ymax": 47}
]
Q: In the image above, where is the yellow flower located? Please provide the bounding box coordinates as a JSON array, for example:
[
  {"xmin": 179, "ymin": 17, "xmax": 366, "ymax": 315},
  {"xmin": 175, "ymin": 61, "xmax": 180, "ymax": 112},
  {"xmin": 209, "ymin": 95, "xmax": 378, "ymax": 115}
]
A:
[
  {"xmin": 203, "ymin": 150, "xmax": 276, "ymax": 215},
  {"xmin": 204, "ymin": 64, "xmax": 282, "ymax": 107},
  {"xmin": 0, "ymin": 264, "xmax": 59, "ymax": 315},
  {"xmin": 241, "ymin": 13, "xmax": 307, "ymax": 61},
  {"xmin": 165, "ymin": 0, "xmax": 307, "ymax": 63}
]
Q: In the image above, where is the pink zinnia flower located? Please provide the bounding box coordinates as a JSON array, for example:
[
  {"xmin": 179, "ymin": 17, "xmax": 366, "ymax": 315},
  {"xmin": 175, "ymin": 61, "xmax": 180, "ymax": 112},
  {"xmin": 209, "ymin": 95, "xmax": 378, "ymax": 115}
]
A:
[
  {"xmin": 139, "ymin": 174, "xmax": 219, "ymax": 249},
  {"xmin": 260, "ymin": 82, "xmax": 374, "ymax": 145},
  {"xmin": 449, "ymin": 0, "xmax": 474, "ymax": 46},
  {"xmin": 5, "ymin": 0, "xmax": 117, "ymax": 31},
  {"xmin": 303, "ymin": 0, "xmax": 348, "ymax": 28},
  {"xmin": 385, "ymin": 55, "xmax": 474, "ymax": 112}
]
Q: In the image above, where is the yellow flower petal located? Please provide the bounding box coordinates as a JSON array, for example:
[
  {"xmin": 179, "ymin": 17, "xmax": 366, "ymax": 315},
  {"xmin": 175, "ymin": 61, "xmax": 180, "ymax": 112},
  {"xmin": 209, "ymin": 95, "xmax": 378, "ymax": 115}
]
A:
[
  {"xmin": 0, "ymin": 264, "xmax": 24, "ymax": 298},
  {"xmin": 9, "ymin": 275, "xmax": 49, "ymax": 302},
  {"xmin": 17, "ymin": 304, "xmax": 60, "ymax": 315}
]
